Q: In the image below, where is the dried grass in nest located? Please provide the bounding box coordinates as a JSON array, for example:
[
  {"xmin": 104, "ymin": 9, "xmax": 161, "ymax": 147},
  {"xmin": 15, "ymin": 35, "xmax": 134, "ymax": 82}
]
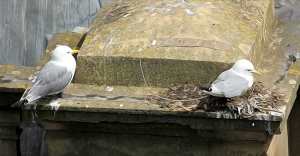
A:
[
  {"xmin": 227, "ymin": 82, "xmax": 286, "ymax": 117},
  {"xmin": 149, "ymin": 84, "xmax": 206, "ymax": 111},
  {"xmin": 148, "ymin": 82, "xmax": 286, "ymax": 117}
]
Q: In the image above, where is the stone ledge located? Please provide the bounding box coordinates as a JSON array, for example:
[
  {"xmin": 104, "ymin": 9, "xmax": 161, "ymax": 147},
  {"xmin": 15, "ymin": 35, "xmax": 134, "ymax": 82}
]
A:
[
  {"xmin": 23, "ymin": 107, "xmax": 280, "ymax": 135},
  {"xmin": 19, "ymin": 19, "xmax": 300, "ymax": 137},
  {"xmin": 0, "ymin": 65, "xmax": 33, "ymax": 93},
  {"xmin": 257, "ymin": 19, "xmax": 300, "ymax": 134},
  {"xmin": 38, "ymin": 120, "xmax": 270, "ymax": 142},
  {"xmin": 24, "ymin": 83, "xmax": 284, "ymax": 122}
]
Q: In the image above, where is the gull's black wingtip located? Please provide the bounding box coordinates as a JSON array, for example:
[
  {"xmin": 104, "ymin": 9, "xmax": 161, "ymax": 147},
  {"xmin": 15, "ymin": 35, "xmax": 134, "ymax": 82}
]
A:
[
  {"xmin": 11, "ymin": 99, "xmax": 28, "ymax": 108},
  {"xmin": 198, "ymin": 84, "xmax": 211, "ymax": 91}
]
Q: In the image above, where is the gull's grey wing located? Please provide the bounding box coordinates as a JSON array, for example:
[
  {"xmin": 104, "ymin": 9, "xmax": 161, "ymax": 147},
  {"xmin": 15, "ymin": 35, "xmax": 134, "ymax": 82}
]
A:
[
  {"xmin": 212, "ymin": 70, "xmax": 231, "ymax": 84},
  {"xmin": 26, "ymin": 61, "xmax": 73, "ymax": 102},
  {"xmin": 213, "ymin": 70, "xmax": 249, "ymax": 98}
]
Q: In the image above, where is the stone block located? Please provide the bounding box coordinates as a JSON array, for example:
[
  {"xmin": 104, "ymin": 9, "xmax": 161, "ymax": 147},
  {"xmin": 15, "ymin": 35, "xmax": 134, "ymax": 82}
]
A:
[
  {"xmin": 0, "ymin": 111, "xmax": 21, "ymax": 156},
  {"xmin": 75, "ymin": 0, "xmax": 275, "ymax": 87},
  {"xmin": 209, "ymin": 140, "xmax": 269, "ymax": 156},
  {"xmin": 0, "ymin": 139, "xmax": 18, "ymax": 156},
  {"xmin": 44, "ymin": 130, "xmax": 209, "ymax": 156}
]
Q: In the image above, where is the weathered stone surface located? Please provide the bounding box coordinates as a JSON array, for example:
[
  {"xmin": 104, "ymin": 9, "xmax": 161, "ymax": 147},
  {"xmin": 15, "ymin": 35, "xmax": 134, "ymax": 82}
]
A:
[
  {"xmin": 0, "ymin": 111, "xmax": 21, "ymax": 156},
  {"xmin": 75, "ymin": 0, "xmax": 275, "ymax": 87},
  {"xmin": 275, "ymin": 0, "xmax": 300, "ymax": 20},
  {"xmin": 210, "ymin": 141, "xmax": 269, "ymax": 156},
  {"xmin": 0, "ymin": 65, "xmax": 33, "ymax": 93},
  {"xmin": 257, "ymin": 19, "xmax": 300, "ymax": 133},
  {"xmin": 257, "ymin": 19, "xmax": 300, "ymax": 155},
  {"xmin": 23, "ymin": 104, "xmax": 281, "ymax": 133},
  {"xmin": 39, "ymin": 120, "xmax": 270, "ymax": 142},
  {"xmin": 22, "ymin": 83, "xmax": 283, "ymax": 126},
  {"xmin": 23, "ymin": 120, "xmax": 271, "ymax": 156},
  {"xmin": 45, "ymin": 130, "xmax": 210, "ymax": 156},
  {"xmin": 0, "ymin": 139, "xmax": 18, "ymax": 156}
]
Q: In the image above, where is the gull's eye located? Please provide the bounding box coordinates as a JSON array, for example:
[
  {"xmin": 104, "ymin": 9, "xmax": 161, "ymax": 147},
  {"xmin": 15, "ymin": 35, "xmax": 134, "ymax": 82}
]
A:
[
  {"xmin": 67, "ymin": 51, "xmax": 71, "ymax": 54},
  {"xmin": 246, "ymin": 69, "xmax": 252, "ymax": 71}
]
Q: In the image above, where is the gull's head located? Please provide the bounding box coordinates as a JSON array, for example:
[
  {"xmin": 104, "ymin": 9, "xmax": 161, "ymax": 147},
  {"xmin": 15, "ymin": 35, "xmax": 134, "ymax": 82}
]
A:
[
  {"xmin": 231, "ymin": 59, "xmax": 261, "ymax": 76},
  {"xmin": 51, "ymin": 45, "xmax": 79, "ymax": 61}
]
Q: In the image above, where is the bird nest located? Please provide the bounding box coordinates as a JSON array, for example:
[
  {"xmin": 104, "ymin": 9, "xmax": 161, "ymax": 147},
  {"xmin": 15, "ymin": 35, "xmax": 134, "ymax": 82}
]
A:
[{"xmin": 148, "ymin": 82, "xmax": 286, "ymax": 118}]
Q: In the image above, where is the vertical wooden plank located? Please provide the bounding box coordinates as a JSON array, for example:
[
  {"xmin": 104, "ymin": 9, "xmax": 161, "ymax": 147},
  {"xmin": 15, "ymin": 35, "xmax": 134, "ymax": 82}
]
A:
[{"xmin": 0, "ymin": 0, "xmax": 112, "ymax": 66}]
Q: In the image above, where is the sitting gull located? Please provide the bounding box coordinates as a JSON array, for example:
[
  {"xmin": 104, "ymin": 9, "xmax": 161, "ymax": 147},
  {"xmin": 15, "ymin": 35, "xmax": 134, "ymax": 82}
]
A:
[
  {"xmin": 11, "ymin": 45, "xmax": 79, "ymax": 107},
  {"xmin": 202, "ymin": 59, "xmax": 261, "ymax": 98}
]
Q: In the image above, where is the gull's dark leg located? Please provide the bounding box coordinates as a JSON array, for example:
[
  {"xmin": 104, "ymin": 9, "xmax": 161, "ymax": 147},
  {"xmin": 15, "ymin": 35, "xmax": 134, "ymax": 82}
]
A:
[
  {"xmin": 56, "ymin": 92, "xmax": 63, "ymax": 98},
  {"xmin": 44, "ymin": 92, "xmax": 63, "ymax": 99}
]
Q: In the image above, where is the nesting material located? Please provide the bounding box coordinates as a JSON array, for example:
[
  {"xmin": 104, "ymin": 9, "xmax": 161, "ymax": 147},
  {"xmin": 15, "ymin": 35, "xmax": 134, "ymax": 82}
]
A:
[{"xmin": 149, "ymin": 82, "xmax": 286, "ymax": 118}]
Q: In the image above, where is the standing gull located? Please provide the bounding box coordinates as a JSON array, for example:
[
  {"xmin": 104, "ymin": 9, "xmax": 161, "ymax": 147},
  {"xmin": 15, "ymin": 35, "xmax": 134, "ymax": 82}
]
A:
[
  {"xmin": 202, "ymin": 59, "xmax": 261, "ymax": 98},
  {"xmin": 11, "ymin": 45, "xmax": 79, "ymax": 107}
]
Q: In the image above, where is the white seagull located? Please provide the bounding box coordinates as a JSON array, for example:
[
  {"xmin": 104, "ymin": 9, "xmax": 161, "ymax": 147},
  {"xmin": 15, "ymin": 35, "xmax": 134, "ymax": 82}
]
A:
[
  {"xmin": 11, "ymin": 45, "xmax": 79, "ymax": 107},
  {"xmin": 203, "ymin": 59, "xmax": 261, "ymax": 98}
]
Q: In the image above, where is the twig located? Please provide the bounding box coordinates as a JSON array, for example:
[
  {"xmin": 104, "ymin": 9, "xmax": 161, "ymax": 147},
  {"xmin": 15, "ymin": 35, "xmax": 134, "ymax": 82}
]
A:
[
  {"xmin": 257, "ymin": 106, "xmax": 282, "ymax": 113},
  {"xmin": 192, "ymin": 86, "xmax": 197, "ymax": 92},
  {"xmin": 139, "ymin": 59, "xmax": 164, "ymax": 98},
  {"xmin": 178, "ymin": 103, "xmax": 192, "ymax": 111},
  {"xmin": 170, "ymin": 97, "xmax": 208, "ymax": 102},
  {"xmin": 139, "ymin": 59, "xmax": 208, "ymax": 102},
  {"xmin": 247, "ymin": 82, "xmax": 256, "ymax": 100}
]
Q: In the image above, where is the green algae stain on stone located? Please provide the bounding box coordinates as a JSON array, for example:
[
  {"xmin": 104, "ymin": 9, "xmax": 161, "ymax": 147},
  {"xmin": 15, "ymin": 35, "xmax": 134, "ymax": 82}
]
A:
[{"xmin": 77, "ymin": 56, "xmax": 231, "ymax": 87}]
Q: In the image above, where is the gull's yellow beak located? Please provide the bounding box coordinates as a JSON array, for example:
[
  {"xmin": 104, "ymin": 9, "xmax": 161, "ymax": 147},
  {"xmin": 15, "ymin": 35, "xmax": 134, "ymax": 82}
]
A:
[
  {"xmin": 71, "ymin": 50, "xmax": 79, "ymax": 54},
  {"xmin": 252, "ymin": 70, "xmax": 261, "ymax": 76}
]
